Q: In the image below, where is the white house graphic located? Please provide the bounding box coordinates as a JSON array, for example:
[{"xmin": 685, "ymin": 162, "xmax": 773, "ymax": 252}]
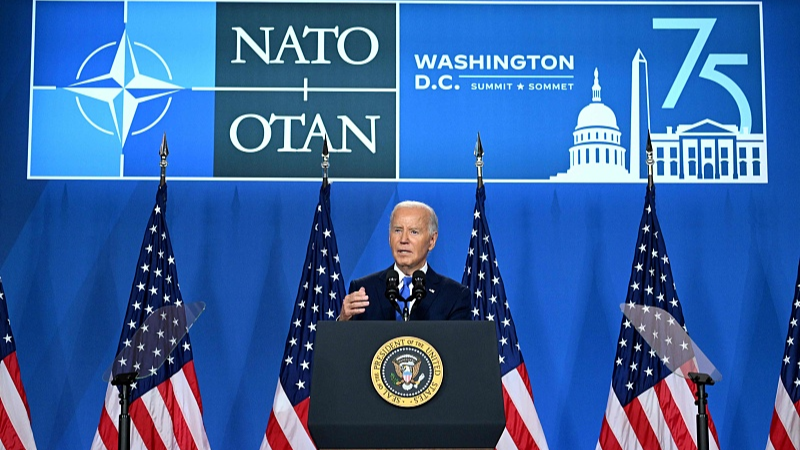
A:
[{"xmin": 649, "ymin": 120, "xmax": 767, "ymax": 182}]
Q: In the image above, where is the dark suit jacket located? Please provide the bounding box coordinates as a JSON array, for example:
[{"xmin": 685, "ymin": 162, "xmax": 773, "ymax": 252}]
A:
[{"xmin": 348, "ymin": 266, "xmax": 471, "ymax": 320}]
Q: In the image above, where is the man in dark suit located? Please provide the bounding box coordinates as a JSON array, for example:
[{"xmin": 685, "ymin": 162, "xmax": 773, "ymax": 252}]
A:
[{"xmin": 339, "ymin": 201, "xmax": 471, "ymax": 321}]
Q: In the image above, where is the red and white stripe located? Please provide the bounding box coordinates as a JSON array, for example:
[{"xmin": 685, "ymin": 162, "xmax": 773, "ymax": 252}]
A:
[
  {"xmin": 597, "ymin": 373, "xmax": 720, "ymax": 450},
  {"xmin": 260, "ymin": 382, "xmax": 315, "ymax": 450},
  {"xmin": 497, "ymin": 362, "xmax": 549, "ymax": 450},
  {"xmin": 767, "ymin": 378, "xmax": 800, "ymax": 450},
  {"xmin": 0, "ymin": 353, "xmax": 37, "ymax": 450},
  {"xmin": 91, "ymin": 361, "xmax": 209, "ymax": 450}
]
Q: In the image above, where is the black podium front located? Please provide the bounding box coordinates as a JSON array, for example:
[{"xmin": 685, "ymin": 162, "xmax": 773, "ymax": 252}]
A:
[{"xmin": 308, "ymin": 321, "xmax": 505, "ymax": 449}]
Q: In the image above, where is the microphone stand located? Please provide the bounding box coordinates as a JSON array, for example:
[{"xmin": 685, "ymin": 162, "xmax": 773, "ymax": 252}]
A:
[{"xmin": 400, "ymin": 300, "xmax": 410, "ymax": 322}]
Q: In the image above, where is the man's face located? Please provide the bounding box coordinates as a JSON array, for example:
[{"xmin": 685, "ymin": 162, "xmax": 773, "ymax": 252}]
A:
[{"xmin": 389, "ymin": 206, "xmax": 438, "ymax": 275}]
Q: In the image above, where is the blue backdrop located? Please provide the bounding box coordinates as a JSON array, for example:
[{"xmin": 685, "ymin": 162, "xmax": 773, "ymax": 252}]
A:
[{"xmin": 2, "ymin": 0, "xmax": 799, "ymax": 448}]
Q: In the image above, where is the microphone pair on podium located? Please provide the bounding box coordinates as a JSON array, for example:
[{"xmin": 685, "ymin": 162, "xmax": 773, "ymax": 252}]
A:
[{"xmin": 385, "ymin": 271, "xmax": 427, "ymax": 321}]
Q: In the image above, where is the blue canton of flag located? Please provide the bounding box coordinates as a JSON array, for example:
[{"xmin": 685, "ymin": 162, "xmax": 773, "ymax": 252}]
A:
[
  {"xmin": 766, "ymin": 259, "xmax": 800, "ymax": 450},
  {"xmin": 263, "ymin": 184, "xmax": 345, "ymax": 450},
  {"xmin": 597, "ymin": 184, "xmax": 719, "ymax": 450},
  {"xmin": 92, "ymin": 184, "xmax": 209, "ymax": 450},
  {"xmin": 462, "ymin": 185, "xmax": 549, "ymax": 450},
  {"xmin": 0, "ymin": 278, "xmax": 37, "ymax": 449}
]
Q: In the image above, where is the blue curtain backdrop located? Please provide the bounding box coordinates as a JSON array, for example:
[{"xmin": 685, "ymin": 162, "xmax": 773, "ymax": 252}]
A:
[{"xmin": 1, "ymin": 0, "xmax": 799, "ymax": 448}]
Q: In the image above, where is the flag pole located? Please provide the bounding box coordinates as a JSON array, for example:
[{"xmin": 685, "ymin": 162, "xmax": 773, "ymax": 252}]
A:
[
  {"xmin": 474, "ymin": 133, "xmax": 484, "ymax": 188},
  {"xmin": 646, "ymin": 130, "xmax": 714, "ymax": 450},
  {"xmin": 321, "ymin": 136, "xmax": 330, "ymax": 188},
  {"xmin": 113, "ymin": 133, "xmax": 170, "ymax": 450},
  {"xmin": 645, "ymin": 131, "xmax": 654, "ymax": 188}
]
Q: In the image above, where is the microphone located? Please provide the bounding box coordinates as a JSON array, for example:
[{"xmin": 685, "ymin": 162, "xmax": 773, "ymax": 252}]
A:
[
  {"xmin": 411, "ymin": 270, "xmax": 427, "ymax": 302},
  {"xmin": 385, "ymin": 271, "xmax": 400, "ymax": 302},
  {"xmin": 385, "ymin": 271, "xmax": 405, "ymax": 320}
]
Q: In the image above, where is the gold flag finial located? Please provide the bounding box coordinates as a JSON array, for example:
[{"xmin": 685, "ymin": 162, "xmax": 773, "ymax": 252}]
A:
[
  {"xmin": 474, "ymin": 133, "xmax": 484, "ymax": 188},
  {"xmin": 321, "ymin": 136, "xmax": 330, "ymax": 188},
  {"xmin": 159, "ymin": 133, "xmax": 169, "ymax": 187}
]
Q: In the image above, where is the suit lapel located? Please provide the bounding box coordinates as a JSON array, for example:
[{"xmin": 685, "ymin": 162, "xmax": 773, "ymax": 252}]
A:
[{"xmin": 410, "ymin": 267, "xmax": 441, "ymax": 320}]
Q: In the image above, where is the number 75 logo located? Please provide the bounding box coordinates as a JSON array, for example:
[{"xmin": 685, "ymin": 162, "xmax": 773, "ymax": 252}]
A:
[{"xmin": 654, "ymin": 18, "xmax": 752, "ymax": 132}]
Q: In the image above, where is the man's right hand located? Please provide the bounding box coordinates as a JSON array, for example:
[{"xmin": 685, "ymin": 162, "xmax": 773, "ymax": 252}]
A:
[{"xmin": 339, "ymin": 287, "xmax": 369, "ymax": 321}]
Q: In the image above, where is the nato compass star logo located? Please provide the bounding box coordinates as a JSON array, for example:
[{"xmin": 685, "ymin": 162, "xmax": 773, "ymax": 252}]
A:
[{"xmin": 66, "ymin": 30, "xmax": 182, "ymax": 149}]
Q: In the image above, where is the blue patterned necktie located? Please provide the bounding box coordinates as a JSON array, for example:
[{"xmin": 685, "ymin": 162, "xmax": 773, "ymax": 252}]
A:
[{"xmin": 397, "ymin": 276, "xmax": 412, "ymax": 320}]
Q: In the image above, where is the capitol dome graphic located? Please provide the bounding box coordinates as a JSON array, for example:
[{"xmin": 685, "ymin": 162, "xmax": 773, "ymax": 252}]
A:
[{"xmin": 552, "ymin": 68, "xmax": 631, "ymax": 182}]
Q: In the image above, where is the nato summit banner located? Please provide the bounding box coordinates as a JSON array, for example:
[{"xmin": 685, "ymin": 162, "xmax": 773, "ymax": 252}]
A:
[
  {"xmin": 30, "ymin": 1, "xmax": 764, "ymax": 183},
  {"xmin": 30, "ymin": 1, "xmax": 396, "ymax": 180}
]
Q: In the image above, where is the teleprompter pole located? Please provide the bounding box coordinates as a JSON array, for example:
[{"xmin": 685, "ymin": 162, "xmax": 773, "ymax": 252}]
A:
[
  {"xmin": 689, "ymin": 372, "xmax": 715, "ymax": 450},
  {"xmin": 111, "ymin": 371, "xmax": 138, "ymax": 450}
]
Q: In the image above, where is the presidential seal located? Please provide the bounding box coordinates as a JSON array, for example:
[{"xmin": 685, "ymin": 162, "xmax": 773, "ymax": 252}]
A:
[{"xmin": 371, "ymin": 336, "xmax": 443, "ymax": 407}]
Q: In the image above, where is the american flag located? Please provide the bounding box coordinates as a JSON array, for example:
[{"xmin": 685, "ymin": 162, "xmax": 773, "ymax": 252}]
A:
[
  {"xmin": 766, "ymin": 258, "xmax": 800, "ymax": 450},
  {"xmin": 462, "ymin": 185, "xmax": 549, "ymax": 450},
  {"xmin": 91, "ymin": 184, "xmax": 210, "ymax": 450},
  {"xmin": 0, "ymin": 278, "xmax": 37, "ymax": 449},
  {"xmin": 597, "ymin": 185, "xmax": 720, "ymax": 450},
  {"xmin": 261, "ymin": 184, "xmax": 344, "ymax": 450}
]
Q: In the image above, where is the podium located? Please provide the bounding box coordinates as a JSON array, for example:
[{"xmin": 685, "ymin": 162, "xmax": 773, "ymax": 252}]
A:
[{"xmin": 308, "ymin": 321, "xmax": 505, "ymax": 449}]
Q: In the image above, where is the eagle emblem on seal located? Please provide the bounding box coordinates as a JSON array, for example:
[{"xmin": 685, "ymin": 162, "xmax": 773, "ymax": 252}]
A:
[{"xmin": 392, "ymin": 357, "xmax": 423, "ymax": 390}]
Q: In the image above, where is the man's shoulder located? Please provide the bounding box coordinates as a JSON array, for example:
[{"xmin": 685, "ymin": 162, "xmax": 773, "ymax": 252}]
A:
[
  {"xmin": 441, "ymin": 276, "xmax": 470, "ymax": 294},
  {"xmin": 429, "ymin": 268, "xmax": 469, "ymax": 293},
  {"xmin": 350, "ymin": 268, "xmax": 390, "ymax": 286}
]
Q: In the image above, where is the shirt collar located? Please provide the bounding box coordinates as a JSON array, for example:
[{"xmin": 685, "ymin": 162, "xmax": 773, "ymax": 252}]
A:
[{"xmin": 394, "ymin": 262, "xmax": 428, "ymax": 281}]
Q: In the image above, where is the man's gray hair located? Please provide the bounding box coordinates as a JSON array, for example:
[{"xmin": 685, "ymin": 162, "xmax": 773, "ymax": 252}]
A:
[{"xmin": 390, "ymin": 201, "xmax": 439, "ymax": 235}]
